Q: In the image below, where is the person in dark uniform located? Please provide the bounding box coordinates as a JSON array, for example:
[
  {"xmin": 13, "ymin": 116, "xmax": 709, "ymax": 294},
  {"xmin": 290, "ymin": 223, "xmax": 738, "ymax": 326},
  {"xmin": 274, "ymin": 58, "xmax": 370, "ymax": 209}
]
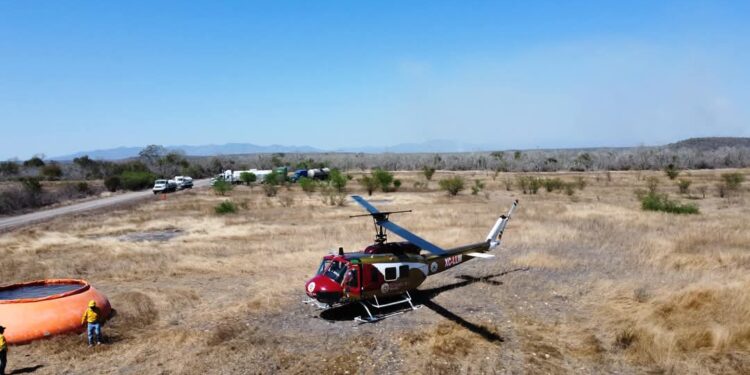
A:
[{"xmin": 0, "ymin": 325, "xmax": 7, "ymax": 375}]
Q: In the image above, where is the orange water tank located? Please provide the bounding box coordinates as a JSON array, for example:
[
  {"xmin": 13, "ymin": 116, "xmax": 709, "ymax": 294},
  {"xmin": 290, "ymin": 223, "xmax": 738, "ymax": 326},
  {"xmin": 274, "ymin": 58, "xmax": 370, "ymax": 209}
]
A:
[{"xmin": 0, "ymin": 279, "xmax": 111, "ymax": 344}]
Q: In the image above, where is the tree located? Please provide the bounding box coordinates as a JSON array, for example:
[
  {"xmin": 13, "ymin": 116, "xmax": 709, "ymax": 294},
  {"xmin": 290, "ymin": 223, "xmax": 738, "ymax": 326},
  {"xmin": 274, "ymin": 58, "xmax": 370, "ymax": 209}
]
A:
[
  {"xmin": 239, "ymin": 172, "xmax": 256, "ymax": 186},
  {"xmin": 120, "ymin": 171, "xmax": 156, "ymax": 190},
  {"xmin": 138, "ymin": 145, "xmax": 167, "ymax": 167},
  {"xmin": 23, "ymin": 156, "xmax": 45, "ymax": 168},
  {"xmin": 439, "ymin": 176, "xmax": 465, "ymax": 196},
  {"xmin": 358, "ymin": 176, "xmax": 377, "ymax": 196},
  {"xmin": 73, "ymin": 155, "xmax": 101, "ymax": 179}
]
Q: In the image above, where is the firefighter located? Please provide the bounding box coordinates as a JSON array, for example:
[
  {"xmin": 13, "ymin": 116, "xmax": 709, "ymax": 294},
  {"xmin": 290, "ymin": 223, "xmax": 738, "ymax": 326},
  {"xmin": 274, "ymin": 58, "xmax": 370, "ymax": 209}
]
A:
[{"xmin": 81, "ymin": 300, "xmax": 103, "ymax": 346}]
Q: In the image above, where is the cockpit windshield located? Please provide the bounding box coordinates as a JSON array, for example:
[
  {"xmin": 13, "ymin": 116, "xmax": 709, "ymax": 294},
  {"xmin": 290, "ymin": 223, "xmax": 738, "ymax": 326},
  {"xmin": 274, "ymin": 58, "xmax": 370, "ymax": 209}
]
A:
[
  {"xmin": 316, "ymin": 260, "xmax": 331, "ymax": 275},
  {"xmin": 324, "ymin": 261, "xmax": 348, "ymax": 283}
]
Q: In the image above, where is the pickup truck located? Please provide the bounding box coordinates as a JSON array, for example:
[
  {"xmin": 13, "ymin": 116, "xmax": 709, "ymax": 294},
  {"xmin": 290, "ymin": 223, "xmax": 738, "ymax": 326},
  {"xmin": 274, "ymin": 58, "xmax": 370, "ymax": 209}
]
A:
[
  {"xmin": 174, "ymin": 176, "xmax": 193, "ymax": 189},
  {"xmin": 152, "ymin": 179, "xmax": 178, "ymax": 194}
]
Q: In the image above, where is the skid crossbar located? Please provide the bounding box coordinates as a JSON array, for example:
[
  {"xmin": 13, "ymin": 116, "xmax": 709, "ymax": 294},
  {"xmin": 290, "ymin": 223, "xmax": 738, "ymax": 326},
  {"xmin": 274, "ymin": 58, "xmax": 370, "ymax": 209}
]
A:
[{"xmin": 355, "ymin": 291, "xmax": 421, "ymax": 323}]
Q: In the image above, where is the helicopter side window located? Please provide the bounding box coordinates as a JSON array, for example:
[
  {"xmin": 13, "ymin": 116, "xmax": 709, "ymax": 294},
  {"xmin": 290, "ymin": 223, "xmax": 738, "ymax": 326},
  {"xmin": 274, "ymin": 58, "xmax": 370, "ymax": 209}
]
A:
[
  {"xmin": 384, "ymin": 267, "xmax": 397, "ymax": 281},
  {"xmin": 399, "ymin": 265, "xmax": 409, "ymax": 279}
]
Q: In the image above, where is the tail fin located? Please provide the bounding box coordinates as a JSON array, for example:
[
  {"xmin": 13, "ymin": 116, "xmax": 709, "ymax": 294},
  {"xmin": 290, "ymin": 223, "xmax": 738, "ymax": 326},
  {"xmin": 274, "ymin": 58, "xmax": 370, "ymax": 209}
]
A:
[{"xmin": 486, "ymin": 199, "xmax": 518, "ymax": 250}]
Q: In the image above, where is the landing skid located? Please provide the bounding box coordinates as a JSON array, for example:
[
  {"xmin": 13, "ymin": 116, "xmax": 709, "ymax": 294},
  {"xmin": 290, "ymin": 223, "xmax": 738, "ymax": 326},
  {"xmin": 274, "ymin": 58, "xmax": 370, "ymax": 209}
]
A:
[
  {"xmin": 355, "ymin": 291, "xmax": 422, "ymax": 323},
  {"xmin": 302, "ymin": 297, "xmax": 330, "ymax": 310}
]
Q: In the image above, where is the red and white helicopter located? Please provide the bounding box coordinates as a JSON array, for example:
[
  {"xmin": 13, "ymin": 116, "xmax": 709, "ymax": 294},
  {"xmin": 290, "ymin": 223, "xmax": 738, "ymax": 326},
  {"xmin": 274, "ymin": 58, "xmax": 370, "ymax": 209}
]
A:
[{"xmin": 305, "ymin": 195, "xmax": 518, "ymax": 322}]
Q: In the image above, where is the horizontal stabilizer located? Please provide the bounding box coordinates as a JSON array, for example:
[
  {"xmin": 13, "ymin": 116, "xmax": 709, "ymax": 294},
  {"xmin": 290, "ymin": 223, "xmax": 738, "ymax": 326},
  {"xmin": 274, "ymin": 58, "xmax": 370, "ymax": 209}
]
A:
[{"xmin": 467, "ymin": 252, "xmax": 495, "ymax": 259}]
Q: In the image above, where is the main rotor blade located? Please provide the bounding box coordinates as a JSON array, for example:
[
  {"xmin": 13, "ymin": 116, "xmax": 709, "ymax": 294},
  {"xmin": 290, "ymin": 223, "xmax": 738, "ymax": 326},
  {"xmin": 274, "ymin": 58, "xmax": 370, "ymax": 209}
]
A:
[
  {"xmin": 378, "ymin": 220, "xmax": 448, "ymax": 255},
  {"xmin": 351, "ymin": 195, "xmax": 381, "ymax": 214}
]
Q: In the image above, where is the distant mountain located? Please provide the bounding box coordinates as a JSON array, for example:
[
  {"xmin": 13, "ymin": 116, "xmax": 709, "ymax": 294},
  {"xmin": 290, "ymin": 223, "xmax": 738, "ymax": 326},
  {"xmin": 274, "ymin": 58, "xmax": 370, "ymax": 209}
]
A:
[
  {"xmin": 51, "ymin": 137, "xmax": 750, "ymax": 161},
  {"xmin": 667, "ymin": 137, "xmax": 750, "ymax": 151},
  {"xmin": 52, "ymin": 140, "xmax": 497, "ymax": 160},
  {"xmin": 53, "ymin": 143, "xmax": 323, "ymax": 160},
  {"xmin": 336, "ymin": 139, "xmax": 498, "ymax": 153}
]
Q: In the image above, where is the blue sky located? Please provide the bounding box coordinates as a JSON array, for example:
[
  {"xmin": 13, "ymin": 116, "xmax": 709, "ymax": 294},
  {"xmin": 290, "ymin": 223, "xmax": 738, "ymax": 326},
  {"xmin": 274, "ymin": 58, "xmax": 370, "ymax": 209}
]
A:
[{"xmin": 1, "ymin": 1, "xmax": 748, "ymax": 159}]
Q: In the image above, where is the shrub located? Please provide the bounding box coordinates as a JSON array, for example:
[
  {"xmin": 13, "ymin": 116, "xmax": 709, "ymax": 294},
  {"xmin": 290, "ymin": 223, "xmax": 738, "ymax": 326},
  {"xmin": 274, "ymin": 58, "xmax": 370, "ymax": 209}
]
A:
[
  {"xmin": 120, "ymin": 171, "xmax": 156, "ymax": 191},
  {"xmin": 697, "ymin": 185, "xmax": 707, "ymax": 199},
  {"xmin": 574, "ymin": 176, "xmax": 587, "ymax": 190},
  {"xmin": 564, "ymin": 182, "xmax": 576, "ymax": 196},
  {"xmin": 542, "ymin": 178, "xmax": 564, "ymax": 192},
  {"xmin": 329, "ymin": 169, "xmax": 347, "ymax": 193},
  {"xmin": 641, "ymin": 192, "xmax": 699, "ymax": 214},
  {"xmin": 471, "ymin": 179, "xmax": 484, "ymax": 195},
  {"xmin": 358, "ymin": 176, "xmax": 378, "ymax": 196},
  {"xmin": 214, "ymin": 200, "xmax": 237, "ymax": 214},
  {"xmin": 298, "ymin": 177, "xmax": 317, "ymax": 194},
  {"xmin": 393, "ymin": 179, "xmax": 402, "ymax": 191},
  {"xmin": 372, "ymin": 169, "xmax": 394, "ymax": 192},
  {"xmin": 422, "ymin": 166, "xmax": 436, "ymax": 181},
  {"xmin": 76, "ymin": 182, "xmax": 90, "ymax": 194},
  {"xmin": 264, "ymin": 171, "xmax": 282, "ymax": 186},
  {"xmin": 664, "ymin": 164, "xmax": 680, "ymax": 180},
  {"xmin": 517, "ymin": 176, "xmax": 542, "ymax": 194},
  {"xmin": 320, "ymin": 185, "xmax": 346, "ymax": 206},
  {"xmin": 439, "ymin": 176, "xmax": 465, "ymax": 196},
  {"xmin": 646, "ymin": 176, "xmax": 660, "ymax": 194},
  {"xmin": 212, "ymin": 180, "xmax": 233, "ymax": 196},
  {"xmin": 677, "ymin": 179, "xmax": 692, "ymax": 194},
  {"xmin": 413, "ymin": 181, "xmax": 427, "ymax": 191},
  {"xmin": 239, "ymin": 172, "xmax": 256, "ymax": 186},
  {"xmin": 0, "ymin": 161, "xmax": 19, "ymax": 176},
  {"xmin": 263, "ymin": 184, "xmax": 278, "ymax": 197},
  {"xmin": 104, "ymin": 176, "xmax": 121, "ymax": 192},
  {"xmin": 20, "ymin": 177, "xmax": 43, "ymax": 196},
  {"xmin": 503, "ymin": 179, "xmax": 513, "ymax": 191},
  {"xmin": 715, "ymin": 173, "xmax": 744, "ymax": 198},
  {"xmin": 721, "ymin": 173, "xmax": 745, "ymax": 190},
  {"xmin": 41, "ymin": 163, "xmax": 63, "ymax": 180}
]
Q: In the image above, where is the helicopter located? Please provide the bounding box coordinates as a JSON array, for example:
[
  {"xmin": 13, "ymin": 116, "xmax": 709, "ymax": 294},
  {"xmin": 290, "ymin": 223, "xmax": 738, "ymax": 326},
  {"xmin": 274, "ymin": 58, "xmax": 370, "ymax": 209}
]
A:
[{"xmin": 304, "ymin": 195, "xmax": 518, "ymax": 322}]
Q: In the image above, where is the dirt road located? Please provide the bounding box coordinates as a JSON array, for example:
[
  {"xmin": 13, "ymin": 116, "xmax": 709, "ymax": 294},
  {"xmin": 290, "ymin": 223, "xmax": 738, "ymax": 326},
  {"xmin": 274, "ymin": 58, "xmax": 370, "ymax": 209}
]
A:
[{"xmin": 0, "ymin": 179, "xmax": 210, "ymax": 232}]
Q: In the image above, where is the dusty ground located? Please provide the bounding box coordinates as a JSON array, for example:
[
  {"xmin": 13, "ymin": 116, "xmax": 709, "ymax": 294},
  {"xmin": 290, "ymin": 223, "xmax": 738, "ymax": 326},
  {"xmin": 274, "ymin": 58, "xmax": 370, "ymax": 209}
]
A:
[{"xmin": 1, "ymin": 169, "xmax": 749, "ymax": 374}]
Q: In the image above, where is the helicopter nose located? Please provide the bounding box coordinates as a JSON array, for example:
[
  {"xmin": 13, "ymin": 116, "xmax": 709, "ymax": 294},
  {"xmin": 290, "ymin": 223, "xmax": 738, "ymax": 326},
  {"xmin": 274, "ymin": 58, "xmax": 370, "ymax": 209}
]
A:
[{"xmin": 305, "ymin": 275, "xmax": 343, "ymax": 304}]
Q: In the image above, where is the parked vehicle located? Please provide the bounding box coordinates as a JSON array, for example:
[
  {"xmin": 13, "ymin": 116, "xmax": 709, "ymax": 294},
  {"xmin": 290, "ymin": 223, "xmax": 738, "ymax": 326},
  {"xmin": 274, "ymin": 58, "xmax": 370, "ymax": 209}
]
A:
[
  {"xmin": 152, "ymin": 179, "xmax": 178, "ymax": 194},
  {"xmin": 291, "ymin": 168, "xmax": 330, "ymax": 182},
  {"xmin": 174, "ymin": 176, "xmax": 193, "ymax": 189},
  {"xmin": 181, "ymin": 176, "xmax": 193, "ymax": 189}
]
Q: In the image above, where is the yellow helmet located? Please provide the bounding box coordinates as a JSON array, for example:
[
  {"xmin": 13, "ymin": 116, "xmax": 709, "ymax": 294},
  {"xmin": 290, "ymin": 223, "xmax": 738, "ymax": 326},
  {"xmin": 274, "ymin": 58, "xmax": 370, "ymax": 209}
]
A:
[{"xmin": 88, "ymin": 300, "xmax": 96, "ymax": 307}]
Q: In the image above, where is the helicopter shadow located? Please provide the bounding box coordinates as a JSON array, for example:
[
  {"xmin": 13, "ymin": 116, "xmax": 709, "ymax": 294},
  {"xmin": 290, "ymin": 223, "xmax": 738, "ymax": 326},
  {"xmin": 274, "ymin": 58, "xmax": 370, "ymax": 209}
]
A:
[{"xmin": 320, "ymin": 267, "xmax": 530, "ymax": 344}]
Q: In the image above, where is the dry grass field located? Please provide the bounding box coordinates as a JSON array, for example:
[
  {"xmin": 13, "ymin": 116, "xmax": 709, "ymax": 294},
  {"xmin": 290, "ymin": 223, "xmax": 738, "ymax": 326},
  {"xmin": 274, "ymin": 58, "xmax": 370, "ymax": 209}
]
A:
[{"xmin": 1, "ymin": 169, "xmax": 749, "ymax": 374}]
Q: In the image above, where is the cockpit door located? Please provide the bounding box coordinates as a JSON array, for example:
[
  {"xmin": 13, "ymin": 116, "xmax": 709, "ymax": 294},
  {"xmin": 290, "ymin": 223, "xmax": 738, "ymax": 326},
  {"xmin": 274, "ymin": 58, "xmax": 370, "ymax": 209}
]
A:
[{"xmin": 343, "ymin": 264, "xmax": 361, "ymax": 300}]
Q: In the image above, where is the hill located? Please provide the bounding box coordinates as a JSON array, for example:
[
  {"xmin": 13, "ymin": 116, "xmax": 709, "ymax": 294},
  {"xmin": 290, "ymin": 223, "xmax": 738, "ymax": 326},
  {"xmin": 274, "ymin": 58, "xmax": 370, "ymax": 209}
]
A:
[{"xmin": 668, "ymin": 137, "xmax": 750, "ymax": 151}]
